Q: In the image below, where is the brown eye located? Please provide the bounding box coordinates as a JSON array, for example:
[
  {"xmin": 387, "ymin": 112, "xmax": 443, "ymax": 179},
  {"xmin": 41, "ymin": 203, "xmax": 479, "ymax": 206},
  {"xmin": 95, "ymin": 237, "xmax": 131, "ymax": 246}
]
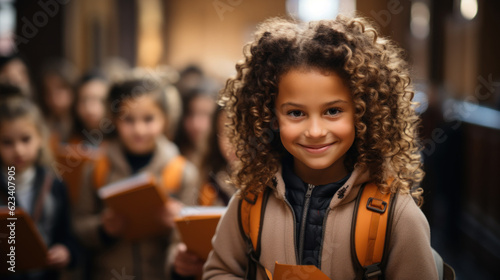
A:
[
  {"xmin": 325, "ymin": 108, "xmax": 342, "ymax": 116},
  {"xmin": 287, "ymin": 110, "xmax": 304, "ymax": 118},
  {"xmin": 21, "ymin": 136, "xmax": 31, "ymax": 143},
  {"xmin": 0, "ymin": 139, "xmax": 13, "ymax": 146},
  {"xmin": 123, "ymin": 115, "xmax": 134, "ymax": 123}
]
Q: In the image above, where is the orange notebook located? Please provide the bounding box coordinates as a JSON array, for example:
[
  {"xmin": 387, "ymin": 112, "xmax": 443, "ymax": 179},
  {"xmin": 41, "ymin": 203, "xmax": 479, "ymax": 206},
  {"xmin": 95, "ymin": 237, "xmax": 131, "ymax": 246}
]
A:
[
  {"xmin": 174, "ymin": 207, "xmax": 226, "ymax": 260},
  {"xmin": 268, "ymin": 262, "xmax": 331, "ymax": 280},
  {"xmin": 97, "ymin": 172, "xmax": 167, "ymax": 240},
  {"xmin": 0, "ymin": 208, "xmax": 48, "ymax": 273}
]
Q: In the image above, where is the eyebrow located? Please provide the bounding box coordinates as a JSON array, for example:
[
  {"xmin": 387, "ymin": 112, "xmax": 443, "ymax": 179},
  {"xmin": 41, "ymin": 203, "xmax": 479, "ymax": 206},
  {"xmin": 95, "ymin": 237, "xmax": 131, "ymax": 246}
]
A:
[{"xmin": 280, "ymin": 100, "xmax": 348, "ymax": 109}]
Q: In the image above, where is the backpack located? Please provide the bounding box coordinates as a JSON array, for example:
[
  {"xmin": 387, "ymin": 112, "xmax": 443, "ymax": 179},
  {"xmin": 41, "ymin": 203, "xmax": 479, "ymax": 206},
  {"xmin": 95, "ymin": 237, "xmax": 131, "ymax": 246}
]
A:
[
  {"xmin": 238, "ymin": 182, "xmax": 456, "ymax": 280},
  {"xmin": 93, "ymin": 154, "xmax": 187, "ymax": 194}
]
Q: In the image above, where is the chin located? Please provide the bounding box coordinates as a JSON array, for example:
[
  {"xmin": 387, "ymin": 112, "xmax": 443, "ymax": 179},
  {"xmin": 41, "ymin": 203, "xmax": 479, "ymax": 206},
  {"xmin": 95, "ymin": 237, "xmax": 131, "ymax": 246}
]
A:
[{"xmin": 301, "ymin": 159, "xmax": 337, "ymax": 171}]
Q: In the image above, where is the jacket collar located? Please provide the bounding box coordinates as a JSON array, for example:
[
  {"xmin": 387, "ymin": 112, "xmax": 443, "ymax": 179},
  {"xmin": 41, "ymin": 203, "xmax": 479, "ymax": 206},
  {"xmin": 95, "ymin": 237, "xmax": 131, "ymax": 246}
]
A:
[
  {"xmin": 106, "ymin": 135, "xmax": 180, "ymax": 177},
  {"xmin": 271, "ymin": 164, "xmax": 370, "ymax": 209}
]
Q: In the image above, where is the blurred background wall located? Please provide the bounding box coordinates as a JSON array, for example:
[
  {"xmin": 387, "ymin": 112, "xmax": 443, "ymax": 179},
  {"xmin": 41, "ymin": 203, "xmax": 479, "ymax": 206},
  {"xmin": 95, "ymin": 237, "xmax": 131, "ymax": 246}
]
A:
[{"xmin": 1, "ymin": 0, "xmax": 499, "ymax": 278}]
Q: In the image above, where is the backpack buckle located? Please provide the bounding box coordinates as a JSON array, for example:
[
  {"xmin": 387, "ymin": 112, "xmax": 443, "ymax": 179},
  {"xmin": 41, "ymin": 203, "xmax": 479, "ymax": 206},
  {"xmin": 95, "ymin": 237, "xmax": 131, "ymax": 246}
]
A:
[
  {"xmin": 366, "ymin": 197, "xmax": 387, "ymax": 214},
  {"xmin": 364, "ymin": 263, "xmax": 383, "ymax": 279},
  {"xmin": 244, "ymin": 191, "xmax": 259, "ymax": 204}
]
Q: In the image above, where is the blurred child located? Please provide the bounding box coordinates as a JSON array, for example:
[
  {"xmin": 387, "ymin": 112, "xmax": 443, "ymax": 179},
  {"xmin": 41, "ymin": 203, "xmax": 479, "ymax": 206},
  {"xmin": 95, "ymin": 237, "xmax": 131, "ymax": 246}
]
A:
[
  {"xmin": 170, "ymin": 106, "xmax": 237, "ymax": 279},
  {"xmin": 72, "ymin": 78, "xmax": 199, "ymax": 280},
  {"xmin": 40, "ymin": 58, "xmax": 78, "ymax": 144},
  {"xmin": 0, "ymin": 54, "xmax": 33, "ymax": 97},
  {"xmin": 174, "ymin": 80, "xmax": 217, "ymax": 168},
  {"xmin": 71, "ymin": 72, "xmax": 109, "ymax": 145},
  {"xmin": 203, "ymin": 16, "xmax": 438, "ymax": 279},
  {"xmin": 0, "ymin": 84, "xmax": 77, "ymax": 280},
  {"xmin": 198, "ymin": 106, "xmax": 237, "ymax": 206}
]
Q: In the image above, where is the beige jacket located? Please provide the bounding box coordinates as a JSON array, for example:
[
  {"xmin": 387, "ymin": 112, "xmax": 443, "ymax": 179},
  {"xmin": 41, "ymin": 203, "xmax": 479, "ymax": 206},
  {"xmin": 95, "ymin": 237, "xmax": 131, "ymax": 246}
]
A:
[
  {"xmin": 203, "ymin": 167, "xmax": 438, "ymax": 280},
  {"xmin": 73, "ymin": 136, "xmax": 199, "ymax": 280}
]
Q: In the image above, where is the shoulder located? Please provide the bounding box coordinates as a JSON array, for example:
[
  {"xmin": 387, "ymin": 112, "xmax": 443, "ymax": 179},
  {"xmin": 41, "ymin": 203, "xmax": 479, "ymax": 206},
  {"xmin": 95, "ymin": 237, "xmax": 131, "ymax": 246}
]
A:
[
  {"xmin": 157, "ymin": 136, "xmax": 181, "ymax": 158},
  {"xmin": 37, "ymin": 167, "xmax": 71, "ymax": 204},
  {"xmin": 391, "ymin": 192, "xmax": 430, "ymax": 237}
]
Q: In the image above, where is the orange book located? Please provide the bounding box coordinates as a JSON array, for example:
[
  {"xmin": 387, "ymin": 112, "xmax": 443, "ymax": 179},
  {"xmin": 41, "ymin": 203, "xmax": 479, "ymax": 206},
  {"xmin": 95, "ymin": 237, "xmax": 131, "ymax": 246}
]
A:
[
  {"xmin": 174, "ymin": 207, "xmax": 226, "ymax": 260},
  {"xmin": 0, "ymin": 208, "xmax": 48, "ymax": 273},
  {"xmin": 97, "ymin": 172, "xmax": 167, "ymax": 240},
  {"xmin": 269, "ymin": 262, "xmax": 331, "ymax": 280}
]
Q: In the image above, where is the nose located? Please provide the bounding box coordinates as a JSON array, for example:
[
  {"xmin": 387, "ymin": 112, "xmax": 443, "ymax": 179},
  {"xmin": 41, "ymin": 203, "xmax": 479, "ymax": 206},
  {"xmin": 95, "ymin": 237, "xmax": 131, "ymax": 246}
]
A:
[
  {"xmin": 132, "ymin": 120, "xmax": 148, "ymax": 136},
  {"xmin": 13, "ymin": 142, "xmax": 24, "ymax": 158},
  {"xmin": 305, "ymin": 117, "xmax": 327, "ymax": 138}
]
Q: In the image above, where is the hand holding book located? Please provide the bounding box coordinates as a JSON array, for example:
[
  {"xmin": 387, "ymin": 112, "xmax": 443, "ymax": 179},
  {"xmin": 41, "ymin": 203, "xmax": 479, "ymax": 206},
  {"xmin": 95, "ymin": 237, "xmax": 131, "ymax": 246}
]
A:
[
  {"xmin": 46, "ymin": 244, "xmax": 71, "ymax": 269},
  {"xmin": 97, "ymin": 172, "xmax": 183, "ymax": 240},
  {"xmin": 101, "ymin": 208, "xmax": 128, "ymax": 238},
  {"xmin": 173, "ymin": 243, "xmax": 204, "ymax": 277}
]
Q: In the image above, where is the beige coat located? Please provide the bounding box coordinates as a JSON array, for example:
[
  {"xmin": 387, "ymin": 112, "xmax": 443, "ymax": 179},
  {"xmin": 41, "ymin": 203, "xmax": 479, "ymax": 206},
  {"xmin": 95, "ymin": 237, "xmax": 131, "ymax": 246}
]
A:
[
  {"xmin": 203, "ymin": 167, "xmax": 438, "ymax": 280},
  {"xmin": 73, "ymin": 136, "xmax": 199, "ymax": 280}
]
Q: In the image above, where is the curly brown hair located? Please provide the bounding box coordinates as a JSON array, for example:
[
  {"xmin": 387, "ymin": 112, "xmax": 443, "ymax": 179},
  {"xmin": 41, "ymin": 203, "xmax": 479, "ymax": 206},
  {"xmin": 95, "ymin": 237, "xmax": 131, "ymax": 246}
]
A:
[{"xmin": 220, "ymin": 15, "xmax": 424, "ymax": 205}]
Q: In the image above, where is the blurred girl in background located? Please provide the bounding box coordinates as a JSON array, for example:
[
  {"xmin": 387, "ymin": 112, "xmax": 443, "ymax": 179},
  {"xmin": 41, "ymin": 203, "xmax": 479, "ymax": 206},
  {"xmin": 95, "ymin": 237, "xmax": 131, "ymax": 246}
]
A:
[
  {"xmin": 170, "ymin": 106, "xmax": 237, "ymax": 280},
  {"xmin": 0, "ymin": 84, "xmax": 77, "ymax": 280},
  {"xmin": 0, "ymin": 54, "xmax": 34, "ymax": 97},
  {"xmin": 72, "ymin": 78, "xmax": 199, "ymax": 280},
  {"xmin": 39, "ymin": 58, "xmax": 78, "ymax": 145},
  {"xmin": 198, "ymin": 106, "xmax": 237, "ymax": 206},
  {"xmin": 174, "ymin": 80, "xmax": 218, "ymax": 168},
  {"xmin": 70, "ymin": 72, "xmax": 109, "ymax": 145}
]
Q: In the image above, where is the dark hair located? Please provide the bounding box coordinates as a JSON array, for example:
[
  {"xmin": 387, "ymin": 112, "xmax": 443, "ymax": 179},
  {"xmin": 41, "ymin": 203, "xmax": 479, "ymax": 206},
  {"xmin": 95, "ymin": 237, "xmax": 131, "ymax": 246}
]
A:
[
  {"xmin": 221, "ymin": 16, "xmax": 423, "ymax": 204},
  {"xmin": 176, "ymin": 64, "xmax": 205, "ymax": 97},
  {"xmin": 107, "ymin": 78, "xmax": 168, "ymax": 119},
  {"xmin": 0, "ymin": 83, "xmax": 23, "ymax": 98},
  {"xmin": 201, "ymin": 106, "xmax": 229, "ymax": 176},
  {"xmin": 0, "ymin": 55, "xmax": 18, "ymax": 70},
  {"xmin": 0, "ymin": 84, "xmax": 52, "ymax": 167}
]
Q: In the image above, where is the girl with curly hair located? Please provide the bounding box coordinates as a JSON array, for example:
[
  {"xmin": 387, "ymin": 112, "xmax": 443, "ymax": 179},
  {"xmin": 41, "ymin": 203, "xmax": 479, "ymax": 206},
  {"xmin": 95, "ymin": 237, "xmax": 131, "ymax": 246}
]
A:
[{"xmin": 203, "ymin": 15, "xmax": 437, "ymax": 280}]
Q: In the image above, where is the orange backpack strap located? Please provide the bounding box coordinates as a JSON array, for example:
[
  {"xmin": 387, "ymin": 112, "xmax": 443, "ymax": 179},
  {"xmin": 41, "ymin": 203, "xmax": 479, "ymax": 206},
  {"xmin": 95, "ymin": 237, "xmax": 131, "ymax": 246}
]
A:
[
  {"xmin": 93, "ymin": 155, "xmax": 110, "ymax": 190},
  {"xmin": 161, "ymin": 155, "xmax": 187, "ymax": 195},
  {"xmin": 238, "ymin": 188, "xmax": 272, "ymax": 280},
  {"xmin": 351, "ymin": 182, "xmax": 396, "ymax": 280}
]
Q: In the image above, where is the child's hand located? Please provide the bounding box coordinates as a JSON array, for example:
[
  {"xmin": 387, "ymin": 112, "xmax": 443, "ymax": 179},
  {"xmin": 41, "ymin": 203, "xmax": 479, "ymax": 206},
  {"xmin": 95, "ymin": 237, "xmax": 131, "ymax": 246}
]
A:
[
  {"xmin": 101, "ymin": 208, "xmax": 128, "ymax": 237},
  {"xmin": 46, "ymin": 244, "xmax": 70, "ymax": 268},
  {"xmin": 173, "ymin": 243, "xmax": 204, "ymax": 277},
  {"xmin": 160, "ymin": 199, "xmax": 183, "ymax": 229}
]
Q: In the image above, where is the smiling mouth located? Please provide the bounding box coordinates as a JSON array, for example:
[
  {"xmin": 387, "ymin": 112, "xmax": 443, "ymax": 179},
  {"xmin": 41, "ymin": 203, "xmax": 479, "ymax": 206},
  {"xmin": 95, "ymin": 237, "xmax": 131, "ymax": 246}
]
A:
[{"xmin": 298, "ymin": 143, "xmax": 334, "ymax": 153}]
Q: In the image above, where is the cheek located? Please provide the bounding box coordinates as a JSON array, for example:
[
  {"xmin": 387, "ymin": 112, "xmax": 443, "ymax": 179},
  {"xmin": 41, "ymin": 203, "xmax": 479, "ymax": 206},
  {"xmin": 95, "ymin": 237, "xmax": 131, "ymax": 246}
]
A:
[
  {"xmin": 277, "ymin": 118, "xmax": 301, "ymax": 144},
  {"xmin": 115, "ymin": 121, "xmax": 132, "ymax": 138},
  {"xmin": 150, "ymin": 120, "xmax": 165, "ymax": 136},
  {"xmin": 336, "ymin": 121, "xmax": 355, "ymax": 139},
  {"xmin": 0, "ymin": 146, "xmax": 13, "ymax": 163},
  {"xmin": 30, "ymin": 138, "xmax": 42, "ymax": 157}
]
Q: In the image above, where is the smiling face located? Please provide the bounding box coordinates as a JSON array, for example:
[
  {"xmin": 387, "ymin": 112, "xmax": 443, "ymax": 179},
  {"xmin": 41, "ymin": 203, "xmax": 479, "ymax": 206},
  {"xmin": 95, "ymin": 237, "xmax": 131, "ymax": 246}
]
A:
[
  {"xmin": 275, "ymin": 68, "xmax": 355, "ymax": 184},
  {"xmin": 0, "ymin": 117, "xmax": 42, "ymax": 173},
  {"xmin": 115, "ymin": 95, "xmax": 166, "ymax": 155}
]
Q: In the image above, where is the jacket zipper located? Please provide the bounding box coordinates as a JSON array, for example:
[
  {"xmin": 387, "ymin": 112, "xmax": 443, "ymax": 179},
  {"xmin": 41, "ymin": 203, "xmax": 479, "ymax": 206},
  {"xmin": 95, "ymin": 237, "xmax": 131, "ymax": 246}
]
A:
[
  {"xmin": 318, "ymin": 207, "xmax": 331, "ymax": 269},
  {"xmin": 283, "ymin": 198, "xmax": 300, "ymax": 264},
  {"xmin": 298, "ymin": 183, "xmax": 315, "ymax": 264}
]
